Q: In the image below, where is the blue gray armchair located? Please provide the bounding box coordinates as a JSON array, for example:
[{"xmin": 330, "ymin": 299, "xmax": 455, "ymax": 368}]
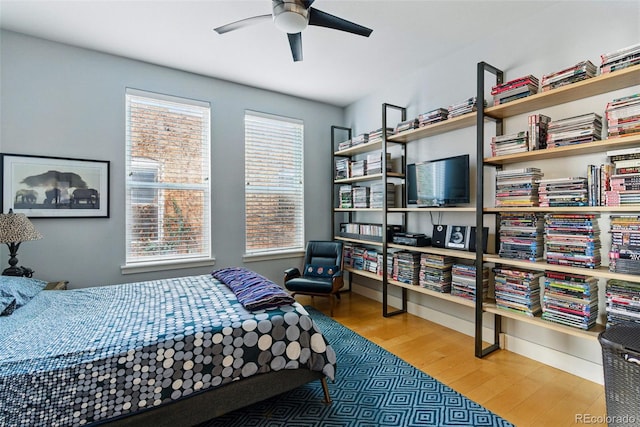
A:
[{"xmin": 284, "ymin": 240, "xmax": 344, "ymax": 316}]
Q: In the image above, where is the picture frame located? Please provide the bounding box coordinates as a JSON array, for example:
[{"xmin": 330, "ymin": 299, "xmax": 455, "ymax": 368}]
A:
[{"xmin": 1, "ymin": 153, "xmax": 110, "ymax": 218}]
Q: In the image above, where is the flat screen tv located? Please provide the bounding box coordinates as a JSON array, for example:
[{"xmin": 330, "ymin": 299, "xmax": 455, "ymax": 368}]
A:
[{"xmin": 406, "ymin": 154, "xmax": 470, "ymax": 207}]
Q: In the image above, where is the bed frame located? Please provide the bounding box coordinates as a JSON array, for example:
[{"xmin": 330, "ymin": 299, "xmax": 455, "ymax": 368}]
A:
[{"xmin": 96, "ymin": 370, "xmax": 330, "ymax": 426}]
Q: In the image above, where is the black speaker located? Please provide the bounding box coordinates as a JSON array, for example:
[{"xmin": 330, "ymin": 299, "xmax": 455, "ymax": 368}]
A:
[
  {"xmin": 432, "ymin": 224, "xmax": 448, "ymax": 248},
  {"xmin": 468, "ymin": 226, "xmax": 489, "ymax": 253}
]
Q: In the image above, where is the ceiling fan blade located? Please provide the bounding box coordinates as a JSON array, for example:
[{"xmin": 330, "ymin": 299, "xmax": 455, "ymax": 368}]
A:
[
  {"xmin": 214, "ymin": 14, "xmax": 272, "ymax": 34},
  {"xmin": 308, "ymin": 8, "xmax": 372, "ymax": 37},
  {"xmin": 302, "ymin": 0, "xmax": 315, "ymax": 8},
  {"xmin": 287, "ymin": 33, "xmax": 303, "ymax": 62}
]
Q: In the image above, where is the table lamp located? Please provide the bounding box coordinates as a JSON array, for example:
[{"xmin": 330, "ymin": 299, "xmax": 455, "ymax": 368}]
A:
[{"xmin": 0, "ymin": 209, "xmax": 43, "ymax": 277}]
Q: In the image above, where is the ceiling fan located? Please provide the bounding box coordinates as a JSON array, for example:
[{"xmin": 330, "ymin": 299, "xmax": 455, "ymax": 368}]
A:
[{"xmin": 214, "ymin": 0, "xmax": 373, "ymax": 62}]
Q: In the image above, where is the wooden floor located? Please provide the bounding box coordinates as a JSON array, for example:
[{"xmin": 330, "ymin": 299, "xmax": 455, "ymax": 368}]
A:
[{"xmin": 296, "ymin": 292, "xmax": 607, "ymax": 427}]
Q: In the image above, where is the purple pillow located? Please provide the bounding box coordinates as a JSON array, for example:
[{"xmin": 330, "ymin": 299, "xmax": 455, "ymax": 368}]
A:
[{"xmin": 212, "ymin": 267, "xmax": 295, "ymax": 310}]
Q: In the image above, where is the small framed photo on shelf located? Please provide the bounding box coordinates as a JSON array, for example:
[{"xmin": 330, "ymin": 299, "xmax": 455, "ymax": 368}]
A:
[{"xmin": 1, "ymin": 153, "xmax": 110, "ymax": 218}]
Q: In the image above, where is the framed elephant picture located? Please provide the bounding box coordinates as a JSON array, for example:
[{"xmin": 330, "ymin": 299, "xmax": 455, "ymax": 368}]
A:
[{"xmin": 1, "ymin": 154, "xmax": 110, "ymax": 218}]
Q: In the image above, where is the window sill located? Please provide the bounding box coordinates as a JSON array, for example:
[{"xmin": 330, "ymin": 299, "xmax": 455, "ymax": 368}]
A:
[
  {"xmin": 121, "ymin": 257, "xmax": 216, "ymax": 275},
  {"xmin": 243, "ymin": 249, "xmax": 305, "ymax": 263}
]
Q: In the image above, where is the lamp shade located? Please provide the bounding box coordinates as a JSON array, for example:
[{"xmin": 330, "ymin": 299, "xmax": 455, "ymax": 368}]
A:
[{"xmin": 0, "ymin": 209, "xmax": 43, "ymax": 244}]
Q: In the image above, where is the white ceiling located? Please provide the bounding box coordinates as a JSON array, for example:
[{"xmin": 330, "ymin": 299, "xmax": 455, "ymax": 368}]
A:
[{"xmin": 0, "ymin": 0, "xmax": 554, "ymax": 107}]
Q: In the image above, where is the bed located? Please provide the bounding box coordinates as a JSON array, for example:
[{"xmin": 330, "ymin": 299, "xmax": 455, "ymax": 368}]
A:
[{"xmin": 0, "ymin": 269, "xmax": 336, "ymax": 426}]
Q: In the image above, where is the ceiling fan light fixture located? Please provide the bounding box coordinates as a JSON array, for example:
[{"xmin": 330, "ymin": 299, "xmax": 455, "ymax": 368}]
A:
[{"xmin": 273, "ymin": 1, "xmax": 309, "ymax": 33}]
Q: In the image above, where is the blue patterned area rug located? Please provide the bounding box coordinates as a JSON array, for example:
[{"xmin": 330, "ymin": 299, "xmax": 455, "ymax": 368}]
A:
[{"xmin": 203, "ymin": 307, "xmax": 513, "ymax": 426}]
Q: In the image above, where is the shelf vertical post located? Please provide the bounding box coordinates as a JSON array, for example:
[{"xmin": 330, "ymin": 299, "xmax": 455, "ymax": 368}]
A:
[{"xmin": 331, "ymin": 125, "xmax": 353, "ymax": 292}]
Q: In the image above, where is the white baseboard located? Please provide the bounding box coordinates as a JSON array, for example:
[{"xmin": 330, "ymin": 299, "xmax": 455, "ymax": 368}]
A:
[{"xmin": 351, "ymin": 283, "xmax": 604, "ymax": 385}]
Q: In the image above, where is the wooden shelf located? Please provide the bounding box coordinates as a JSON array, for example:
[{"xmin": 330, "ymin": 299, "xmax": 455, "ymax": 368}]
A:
[
  {"xmin": 388, "ymin": 279, "xmax": 476, "ymax": 308},
  {"xmin": 387, "ymin": 243, "xmax": 478, "ymax": 260},
  {"xmin": 335, "ymin": 236, "xmax": 383, "ymax": 247},
  {"xmin": 484, "ymin": 64, "xmax": 640, "ymax": 120},
  {"xmin": 387, "ymin": 112, "xmax": 478, "ymax": 143},
  {"xmin": 334, "ymin": 172, "xmax": 404, "ymax": 184},
  {"xmin": 389, "ymin": 206, "xmax": 476, "ymax": 213},
  {"xmin": 335, "ymin": 208, "xmax": 383, "ymax": 212},
  {"xmin": 483, "ymin": 303, "xmax": 604, "ymax": 341},
  {"xmin": 484, "ymin": 133, "xmax": 640, "ymax": 165},
  {"xmin": 334, "ymin": 140, "xmax": 382, "ymax": 156},
  {"xmin": 484, "ymin": 254, "xmax": 640, "ymax": 283},
  {"xmin": 484, "ymin": 205, "xmax": 640, "ymax": 213},
  {"xmin": 344, "ymin": 267, "xmax": 382, "ymax": 281}
]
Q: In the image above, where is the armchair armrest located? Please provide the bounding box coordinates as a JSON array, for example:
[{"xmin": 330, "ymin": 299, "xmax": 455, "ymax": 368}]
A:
[{"xmin": 284, "ymin": 267, "xmax": 301, "ymax": 283}]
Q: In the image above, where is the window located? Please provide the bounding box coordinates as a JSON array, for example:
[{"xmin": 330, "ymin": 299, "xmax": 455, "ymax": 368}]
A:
[
  {"xmin": 244, "ymin": 111, "xmax": 304, "ymax": 256},
  {"xmin": 125, "ymin": 89, "xmax": 211, "ymax": 269}
]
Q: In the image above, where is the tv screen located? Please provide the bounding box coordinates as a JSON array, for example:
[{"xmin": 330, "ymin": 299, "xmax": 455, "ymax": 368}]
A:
[{"xmin": 407, "ymin": 154, "xmax": 470, "ymax": 207}]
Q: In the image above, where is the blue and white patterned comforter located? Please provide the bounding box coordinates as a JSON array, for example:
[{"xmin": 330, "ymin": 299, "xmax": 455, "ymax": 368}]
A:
[{"xmin": 0, "ymin": 275, "xmax": 336, "ymax": 426}]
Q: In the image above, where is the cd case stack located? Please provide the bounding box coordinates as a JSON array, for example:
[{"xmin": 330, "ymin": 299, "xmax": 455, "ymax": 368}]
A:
[
  {"xmin": 352, "ymin": 186, "xmax": 370, "ymax": 208},
  {"xmin": 498, "ymin": 212, "xmax": 544, "ymax": 261},
  {"xmin": 544, "ymin": 213, "xmax": 601, "ymax": 269},
  {"xmin": 351, "ymin": 159, "xmax": 366, "ymax": 177},
  {"xmin": 493, "ymin": 268, "xmax": 543, "ymax": 317},
  {"xmin": 419, "ymin": 253, "xmax": 454, "ymax": 293},
  {"xmin": 541, "ymin": 60, "xmax": 597, "ymax": 92},
  {"xmin": 366, "ymin": 152, "xmax": 392, "ymax": 175},
  {"xmin": 600, "ymin": 42, "xmax": 640, "ymax": 74},
  {"xmin": 392, "ymin": 251, "xmax": 421, "ymax": 285},
  {"xmin": 367, "ymin": 127, "xmax": 394, "ymax": 144},
  {"xmin": 338, "ymin": 185, "xmax": 352, "ymax": 208},
  {"xmin": 451, "ymin": 264, "xmax": 489, "ymax": 302},
  {"xmin": 335, "ymin": 158, "xmax": 350, "ymax": 180},
  {"xmin": 491, "ymin": 131, "xmax": 529, "ymax": 156},
  {"xmin": 542, "ymin": 272, "xmax": 599, "ymax": 330},
  {"xmin": 606, "ymin": 279, "xmax": 640, "ymax": 327},
  {"xmin": 546, "ymin": 113, "xmax": 602, "ymax": 148},
  {"xmin": 538, "ymin": 177, "xmax": 589, "ymax": 207},
  {"xmin": 394, "ymin": 118, "xmax": 418, "ymax": 134},
  {"xmin": 605, "ymin": 94, "xmax": 640, "ymax": 139},
  {"xmin": 491, "ymin": 74, "xmax": 539, "ymax": 105},
  {"xmin": 369, "ymin": 182, "xmax": 395, "ymax": 208},
  {"xmin": 609, "ymin": 215, "xmax": 640, "ymax": 275},
  {"xmin": 350, "ymin": 133, "xmax": 369, "ymax": 147},
  {"xmin": 495, "ymin": 168, "xmax": 543, "ymax": 207},
  {"xmin": 418, "ymin": 108, "xmax": 449, "ymax": 127},
  {"xmin": 448, "ymin": 97, "xmax": 484, "ymax": 118}
]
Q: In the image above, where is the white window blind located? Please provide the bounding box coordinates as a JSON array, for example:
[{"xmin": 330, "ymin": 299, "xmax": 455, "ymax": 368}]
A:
[
  {"xmin": 245, "ymin": 111, "xmax": 304, "ymax": 255},
  {"xmin": 125, "ymin": 89, "xmax": 211, "ymax": 266}
]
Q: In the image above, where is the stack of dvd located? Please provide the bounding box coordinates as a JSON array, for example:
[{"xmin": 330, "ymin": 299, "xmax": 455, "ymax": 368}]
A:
[
  {"xmin": 352, "ymin": 186, "xmax": 370, "ymax": 208},
  {"xmin": 419, "ymin": 253, "xmax": 453, "ymax": 293},
  {"xmin": 544, "ymin": 213, "xmax": 601, "ymax": 269},
  {"xmin": 338, "ymin": 138, "xmax": 352, "ymax": 151},
  {"xmin": 342, "ymin": 243, "xmax": 355, "ymax": 268},
  {"xmin": 498, "ymin": 212, "xmax": 544, "ymax": 261},
  {"xmin": 491, "ymin": 75, "xmax": 539, "ymax": 105},
  {"xmin": 418, "ymin": 108, "xmax": 448, "ymax": 127},
  {"xmin": 380, "ymin": 249, "xmax": 399, "ymax": 278},
  {"xmin": 451, "ymin": 263, "xmax": 489, "ymax": 302},
  {"xmin": 541, "ymin": 272, "xmax": 599, "ymax": 330},
  {"xmin": 351, "ymin": 159, "xmax": 366, "ymax": 177},
  {"xmin": 527, "ymin": 113, "xmax": 552, "ymax": 150},
  {"xmin": 392, "ymin": 251, "xmax": 421, "ymax": 285},
  {"xmin": 351, "ymin": 133, "xmax": 369, "ymax": 147},
  {"xmin": 600, "ymin": 42, "xmax": 640, "ymax": 74},
  {"xmin": 339, "ymin": 185, "xmax": 352, "ymax": 208},
  {"xmin": 493, "ymin": 268, "xmax": 543, "ymax": 317},
  {"xmin": 546, "ymin": 113, "xmax": 602, "ymax": 148},
  {"xmin": 538, "ymin": 177, "xmax": 589, "ymax": 207},
  {"xmin": 609, "ymin": 215, "xmax": 640, "ymax": 275},
  {"xmin": 369, "ymin": 182, "xmax": 395, "ymax": 208},
  {"xmin": 606, "ymin": 279, "xmax": 640, "ymax": 327},
  {"xmin": 367, "ymin": 127, "xmax": 393, "ymax": 144},
  {"xmin": 365, "ymin": 152, "xmax": 392, "ymax": 175},
  {"xmin": 605, "ymin": 94, "xmax": 640, "ymax": 139},
  {"xmin": 394, "ymin": 118, "xmax": 418, "ymax": 134},
  {"xmin": 495, "ymin": 168, "xmax": 543, "ymax": 207},
  {"xmin": 335, "ymin": 158, "xmax": 350, "ymax": 180},
  {"xmin": 491, "ymin": 131, "xmax": 529, "ymax": 156},
  {"xmin": 541, "ymin": 60, "xmax": 597, "ymax": 92},
  {"xmin": 363, "ymin": 248, "xmax": 379, "ymax": 273},
  {"xmin": 447, "ymin": 97, "xmax": 484, "ymax": 118}
]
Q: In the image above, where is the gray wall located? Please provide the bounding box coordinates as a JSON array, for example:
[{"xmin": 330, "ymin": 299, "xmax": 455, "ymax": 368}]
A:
[
  {"xmin": 342, "ymin": 1, "xmax": 639, "ymax": 382},
  {"xmin": 0, "ymin": 30, "xmax": 343, "ymax": 288}
]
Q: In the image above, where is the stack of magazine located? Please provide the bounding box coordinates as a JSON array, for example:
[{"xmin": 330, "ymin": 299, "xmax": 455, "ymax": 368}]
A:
[
  {"xmin": 491, "ymin": 131, "xmax": 529, "ymax": 156},
  {"xmin": 542, "ymin": 272, "xmax": 599, "ymax": 330},
  {"xmin": 493, "ymin": 268, "xmax": 543, "ymax": 317},
  {"xmin": 495, "ymin": 168, "xmax": 543, "ymax": 207},
  {"xmin": 491, "ymin": 75, "xmax": 539, "ymax": 105},
  {"xmin": 451, "ymin": 263, "xmax": 489, "ymax": 302},
  {"xmin": 498, "ymin": 212, "xmax": 544, "ymax": 261},
  {"xmin": 600, "ymin": 42, "xmax": 640, "ymax": 74},
  {"xmin": 544, "ymin": 213, "xmax": 601, "ymax": 269},
  {"xmin": 605, "ymin": 147, "xmax": 640, "ymax": 206},
  {"xmin": 608, "ymin": 215, "xmax": 640, "ymax": 275},
  {"xmin": 418, "ymin": 108, "xmax": 449, "ymax": 127},
  {"xmin": 448, "ymin": 97, "xmax": 484, "ymax": 118},
  {"xmin": 606, "ymin": 279, "xmax": 640, "ymax": 327},
  {"xmin": 392, "ymin": 251, "xmax": 421, "ymax": 285},
  {"xmin": 605, "ymin": 93, "xmax": 640, "ymax": 139},
  {"xmin": 419, "ymin": 253, "xmax": 453, "ymax": 293},
  {"xmin": 541, "ymin": 60, "xmax": 597, "ymax": 92},
  {"xmin": 537, "ymin": 176, "xmax": 589, "ymax": 207},
  {"xmin": 546, "ymin": 113, "xmax": 602, "ymax": 148}
]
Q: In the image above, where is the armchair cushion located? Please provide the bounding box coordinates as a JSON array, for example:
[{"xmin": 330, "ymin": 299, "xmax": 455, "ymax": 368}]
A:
[
  {"xmin": 304, "ymin": 264, "xmax": 340, "ymax": 278},
  {"xmin": 285, "ymin": 276, "xmax": 334, "ymax": 294}
]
